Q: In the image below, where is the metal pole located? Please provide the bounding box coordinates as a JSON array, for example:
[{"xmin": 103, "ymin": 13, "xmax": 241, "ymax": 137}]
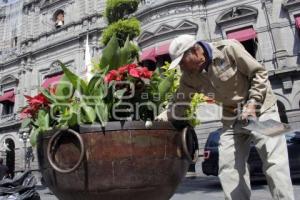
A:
[
  {"xmin": 24, "ymin": 137, "xmax": 27, "ymax": 170},
  {"xmin": 261, "ymin": 0, "xmax": 279, "ymax": 69}
]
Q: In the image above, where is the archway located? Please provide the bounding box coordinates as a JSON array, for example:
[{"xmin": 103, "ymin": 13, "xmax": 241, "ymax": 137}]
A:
[
  {"xmin": 5, "ymin": 138, "xmax": 15, "ymax": 178},
  {"xmin": 277, "ymin": 101, "xmax": 288, "ymax": 123}
]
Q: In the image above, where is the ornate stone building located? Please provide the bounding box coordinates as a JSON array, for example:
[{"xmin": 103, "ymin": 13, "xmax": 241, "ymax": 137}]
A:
[
  {"xmin": 0, "ymin": 0, "xmax": 105, "ymax": 175},
  {"xmin": 0, "ymin": 0, "xmax": 300, "ymax": 175}
]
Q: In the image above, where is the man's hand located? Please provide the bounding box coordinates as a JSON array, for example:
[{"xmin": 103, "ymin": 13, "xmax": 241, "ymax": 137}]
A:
[{"xmin": 241, "ymin": 101, "xmax": 257, "ymax": 122}]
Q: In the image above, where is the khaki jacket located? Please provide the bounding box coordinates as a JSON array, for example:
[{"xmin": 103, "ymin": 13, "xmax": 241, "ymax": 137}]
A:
[{"xmin": 168, "ymin": 39, "xmax": 277, "ymax": 125}]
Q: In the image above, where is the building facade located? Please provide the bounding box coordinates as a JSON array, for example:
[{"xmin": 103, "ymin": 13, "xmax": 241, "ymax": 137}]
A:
[
  {"xmin": 0, "ymin": 0, "xmax": 300, "ymax": 175},
  {"xmin": 0, "ymin": 0, "xmax": 105, "ymax": 175}
]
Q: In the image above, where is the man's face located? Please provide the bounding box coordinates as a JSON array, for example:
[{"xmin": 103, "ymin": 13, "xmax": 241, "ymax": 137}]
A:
[{"xmin": 180, "ymin": 45, "xmax": 207, "ymax": 73}]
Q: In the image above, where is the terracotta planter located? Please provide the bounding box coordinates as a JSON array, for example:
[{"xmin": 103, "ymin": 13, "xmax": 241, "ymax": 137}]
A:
[{"xmin": 37, "ymin": 121, "xmax": 198, "ymax": 200}]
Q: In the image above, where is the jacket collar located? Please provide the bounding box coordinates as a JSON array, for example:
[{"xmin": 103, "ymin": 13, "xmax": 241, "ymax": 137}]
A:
[{"xmin": 210, "ymin": 42, "xmax": 225, "ymax": 61}]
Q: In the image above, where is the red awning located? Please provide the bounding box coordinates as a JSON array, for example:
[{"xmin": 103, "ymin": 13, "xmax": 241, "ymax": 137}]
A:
[
  {"xmin": 156, "ymin": 42, "xmax": 170, "ymax": 56},
  {"xmin": 0, "ymin": 90, "xmax": 15, "ymax": 103},
  {"xmin": 42, "ymin": 74, "xmax": 63, "ymax": 88},
  {"xmin": 140, "ymin": 47, "xmax": 156, "ymax": 62},
  {"xmin": 295, "ymin": 16, "xmax": 300, "ymax": 29},
  {"xmin": 227, "ymin": 27, "xmax": 257, "ymax": 42}
]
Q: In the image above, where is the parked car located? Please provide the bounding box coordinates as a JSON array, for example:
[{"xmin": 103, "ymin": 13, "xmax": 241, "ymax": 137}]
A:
[{"xmin": 202, "ymin": 128, "xmax": 300, "ymax": 179}]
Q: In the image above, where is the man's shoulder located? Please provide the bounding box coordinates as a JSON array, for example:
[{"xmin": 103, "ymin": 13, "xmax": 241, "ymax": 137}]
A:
[{"xmin": 211, "ymin": 39, "xmax": 242, "ymax": 49}]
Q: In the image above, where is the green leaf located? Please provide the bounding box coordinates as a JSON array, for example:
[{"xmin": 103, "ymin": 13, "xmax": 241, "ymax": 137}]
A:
[
  {"xmin": 55, "ymin": 74, "xmax": 75, "ymax": 101},
  {"xmin": 87, "ymin": 74, "xmax": 104, "ymax": 94},
  {"xmin": 68, "ymin": 102, "xmax": 80, "ymax": 127},
  {"xmin": 99, "ymin": 65, "xmax": 110, "ymax": 77},
  {"xmin": 21, "ymin": 118, "xmax": 31, "ymax": 129},
  {"xmin": 39, "ymin": 88, "xmax": 57, "ymax": 103},
  {"xmin": 81, "ymin": 105, "xmax": 96, "ymax": 124},
  {"xmin": 114, "ymin": 88, "xmax": 127, "ymax": 99},
  {"xmin": 68, "ymin": 112, "xmax": 78, "ymax": 127},
  {"xmin": 119, "ymin": 37, "xmax": 133, "ymax": 67},
  {"xmin": 99, "ymin": 34, "xmax": 120, "ymax": 70},
  {"xmin": 60, "ymin": 63, "xmax": 88, "ymax": 95},
  {"xmin": 37, "ymin": 110, "xmax": 50, "ymax": 130},
  {"xmin": 29, "ymin": 127, "xmax": 39, "ymax": 147},
  {"xmin": 95, "ymin": 100, "xmax": 108, "ymax": 127},
  {"xmin": 158, "ymin": 72, "xmax": 175, "ymax": 101}
]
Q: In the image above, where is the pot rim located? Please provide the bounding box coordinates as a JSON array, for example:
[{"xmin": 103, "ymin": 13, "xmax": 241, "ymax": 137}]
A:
[
  {"xmin": 41, "ymin": 121, "xmax": 177, "ymax": 137},
  {"xmin": 79, "ymin": 121, "xmax": 176, "ymax": 133}
]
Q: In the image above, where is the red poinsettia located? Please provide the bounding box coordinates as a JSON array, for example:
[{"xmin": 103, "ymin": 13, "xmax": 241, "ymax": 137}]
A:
[
  {"xmin": 139, "ymin": 67, "xmax": 153, "ymax": 79},
  {"xmin": 118, "ymin": 63, "xmax": 136, "ymax": 74},
  {"xmin": 104, "ymin": 63, "xmax": 153, "ymax": 83},
  {"xmin": 20, "ymin": 93, "xmax": 50, "ymax": 119},
  {"xmin": 128, "ymin": 67, "xmax": 140, "ymax": 78},
  {"xmin": 104, "ymin": 70, "xmax": 119, "ymax": 83}
]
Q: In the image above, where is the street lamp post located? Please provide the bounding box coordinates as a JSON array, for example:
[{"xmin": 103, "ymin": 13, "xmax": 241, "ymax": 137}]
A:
[{"xmin": 19, "ymin": 129, "xmax": 30, "ymax": 171}]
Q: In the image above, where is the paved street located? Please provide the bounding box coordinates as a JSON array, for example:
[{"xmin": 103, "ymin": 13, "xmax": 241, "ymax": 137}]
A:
[
  {"xmin": 37, "ymin": 175, "xmax": 300, "ymax": 200},
  {"xmin": 171, "ymin": 176, "xmax": 300, "ymax": 200}
]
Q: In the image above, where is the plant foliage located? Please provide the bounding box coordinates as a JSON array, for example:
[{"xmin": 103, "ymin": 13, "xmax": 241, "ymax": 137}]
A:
[
  {"xmin": 105, "ymin": 0, "xmax": 139, "ymax": 24},
  {"xmin": 101, "ymin": 18, "xmax": 141, "ymax": 47}
]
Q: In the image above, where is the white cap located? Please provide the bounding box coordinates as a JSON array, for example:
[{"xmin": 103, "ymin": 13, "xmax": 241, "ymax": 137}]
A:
[{"xmin": 168, "ymin": 34, "xmax": 197, "ymax": 70}]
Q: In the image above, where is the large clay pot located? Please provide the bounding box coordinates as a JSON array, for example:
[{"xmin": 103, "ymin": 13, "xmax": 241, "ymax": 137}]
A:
[{"xmin": 37, "ymin": 121, "xmax": 198, "ymax": 200}]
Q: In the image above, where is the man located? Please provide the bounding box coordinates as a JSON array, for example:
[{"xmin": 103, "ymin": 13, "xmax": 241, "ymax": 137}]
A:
[
  {"xmin": 0, "ymin": 158, "xmax": 9, "ymax": 180},
  {"xmin": 158, "ymin": 34, "xmax": 295, "ymax": 200}
]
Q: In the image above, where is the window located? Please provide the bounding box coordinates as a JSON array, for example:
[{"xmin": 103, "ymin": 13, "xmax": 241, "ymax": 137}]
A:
[
  {"xmin": 42, "ymin": 73, "xmax": 63, "ymax": 89},
  {"xmin": 11, "ymin": 37, "xmax": 17, "ymax": 48},
  {"xmin": 140, "ymin": 47, "xmax": 156, "ymax": 71},
  {"xmin": 240, "ymin": 39, "xmax": 258, "ymax": 58},
  {"xmin": 227, "ymin": 27, "xmax": 258, "ymax": 58},
  {"xmin": 140, "ymin": 43, "xmax": 172, "ymax": 71},
  {"xmin": 54, "ymin": 10, "xmax": 64, "ymax": 28},
  {"xmin": 0, "ymin": 90, "xmax": 15, "ymax": 116},
  {"xmin": 155, "ymin": 42, "xmax": 171, "ymax": 68},
  {"xmin": 2, "ymin": 102, "xmax": 14, "ymax": 116}
]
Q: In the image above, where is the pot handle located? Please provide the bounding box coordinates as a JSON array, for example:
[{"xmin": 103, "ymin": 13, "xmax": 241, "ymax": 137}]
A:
[
  {"xmin": 47, "ymin": 129, "xmax": 85, "ymax": 174},
  {"xmin": 181, "ymin": 126, "xmax": 199, "ymax": 164}
]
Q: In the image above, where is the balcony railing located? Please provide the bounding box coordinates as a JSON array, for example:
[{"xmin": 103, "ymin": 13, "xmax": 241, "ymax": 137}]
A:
[{"xmin": 0, "ymin": 113, "xmax": 17, "ymax": 124}]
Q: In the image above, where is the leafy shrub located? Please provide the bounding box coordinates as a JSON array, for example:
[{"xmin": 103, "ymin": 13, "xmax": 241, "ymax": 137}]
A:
[
  {"xmin": 102, "ymin": 18, "xmax": 141, "ymax": 47},
  {"xmin": 105, "ymin": 0, "xmax": 140, "ymax": 23}
]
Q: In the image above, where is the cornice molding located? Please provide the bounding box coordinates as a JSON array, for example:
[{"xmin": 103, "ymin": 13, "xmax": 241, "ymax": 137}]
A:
[
  {"xmin": 40, "ymin": 0, "xmax": 73, "ymax": 11},
  {"xmin": 216, "ymin": 5, "xmax": 258, "ymax": 27},
  {"xmin": 282, "ymin": 0, "xmax": 300, "ymax": 11},
  {"xmin": 136, "ymin": 0, "xmax": 199, "ymax": 21},
  {"xmin": 138, "ymin": 20, "xmax": 198, "ymax": 48},
  {"xmin": 0, "ymin": 75, "xmax": 18, "ymax": 85}
]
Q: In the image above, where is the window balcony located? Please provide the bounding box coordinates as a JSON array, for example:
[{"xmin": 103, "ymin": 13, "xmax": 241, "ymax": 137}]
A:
[{"xmin": 0, "ymin": 113, "xmax": 17, "ymax": 124}]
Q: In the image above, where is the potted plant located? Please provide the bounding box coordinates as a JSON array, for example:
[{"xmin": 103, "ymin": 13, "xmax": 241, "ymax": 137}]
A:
[
  {"xmin": 20, "ymin": 33, "xmax": 208, "ymax": 200},
  {"xmin": 19, "ymin": 0, "xmax": 213, "ymax": 199}
]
